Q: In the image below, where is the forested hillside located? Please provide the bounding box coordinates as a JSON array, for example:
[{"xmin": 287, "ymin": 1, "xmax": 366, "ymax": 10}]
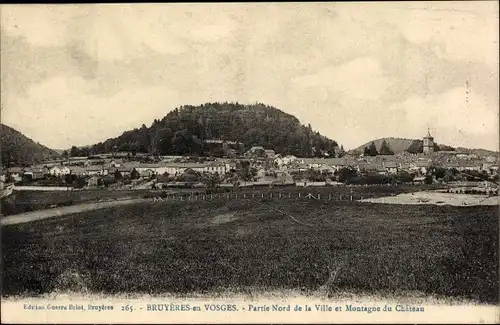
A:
[
  {"xmin": 84, "ymin": 102, "xmax": 339, "ymax": 157},
  {"xmin": 1, "ymin": 124, "xmax": 60, "ymax": 166}
]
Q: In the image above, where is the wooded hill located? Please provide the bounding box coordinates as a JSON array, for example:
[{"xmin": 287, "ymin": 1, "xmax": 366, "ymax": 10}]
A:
[
  {"xmin": 1, "ymin": 124, "xmax": 60, "ymax": 167},
  {"xmin": 82, "ymin": 102, "xmax": 339, "ymax": 158}
]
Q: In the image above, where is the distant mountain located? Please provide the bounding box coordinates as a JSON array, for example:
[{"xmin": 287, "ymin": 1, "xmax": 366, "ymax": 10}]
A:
[
  {"xmin": 85, "ymin": 102, "xmax": 339, "ymax": 158},
  {"xmin": 1, "ymin": 124, "xmax": 60, "ymax": 166},
  {"xmin": 455, "ymin": 147, "xmax": 499, "ymax": 157}
]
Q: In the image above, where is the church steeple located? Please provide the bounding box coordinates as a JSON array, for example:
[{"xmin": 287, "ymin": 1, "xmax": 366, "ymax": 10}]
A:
[{"xmin": 423, "ymin": 128, "xmax": 434, "ymax": 154}]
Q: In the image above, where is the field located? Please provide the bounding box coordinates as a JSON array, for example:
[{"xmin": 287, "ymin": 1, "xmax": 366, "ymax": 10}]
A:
[
  {"xmin": 2, "ymin": 195, "xmax": 498, "ymax": 304},
  {"xmin": 1, "ymin": 184, "xmax": 442, "ymax": 217}
]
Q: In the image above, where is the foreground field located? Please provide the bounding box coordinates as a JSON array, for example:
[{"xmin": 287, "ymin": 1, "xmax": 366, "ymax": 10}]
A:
[{"xmin": 2, "ymin": 199, "xmax": 498, "ymax": 304}]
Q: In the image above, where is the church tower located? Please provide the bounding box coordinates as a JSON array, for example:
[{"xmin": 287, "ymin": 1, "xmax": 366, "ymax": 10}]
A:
[{"xmin": 423, "ymin": 128, "xmax": 434, "ymax": 154}]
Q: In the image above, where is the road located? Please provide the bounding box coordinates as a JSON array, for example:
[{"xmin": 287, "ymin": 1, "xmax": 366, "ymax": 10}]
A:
[{"xmin": 1, "ymin": 198, "xmax": 150, "ymax": 226}]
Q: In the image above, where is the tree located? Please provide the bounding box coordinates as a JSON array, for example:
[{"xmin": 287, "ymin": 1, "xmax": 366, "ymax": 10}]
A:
[
  {"xmin": 433, "ymin": 167, "xmax": 447, "ymax": 180},
  {"xmin": 367, "ymin": 142, "xmax": 378, "ymax": 156},
  {"xmin": 338, "ymin": 167, "xmax": 358, "ymax": 183},
  {"xmin": 131, "ymin": 168, "xmax": 140, "ymax": 179},
  {"xmin": 70, "ymin": 146, "xmax": 79, "ymax": 157},
  {"xmin": 62, "ymin": 150, "xmax": 69, "ymax": 159},
  {"xmin": 424, "ymin": 174, "xmax": 433, "ymax": 185},
  {"xmin": 337, "ymin": 145, "xmax": 346, "ymax": 158},
  {"xmin": 395, "ymin": 171, "xmax": 414, "ymax": 184},
  {"xmin": 406, "ymin": 140, "xmax": 423, "ymax": 154},
  {"xmin": 114, "ymin": 170, "xmax": 123, "ymax": 181},
  {"xmin": 379, "ymin": 140, "xmax": 394, "ymax": 155},
  {"xmin": 363, "ymin": 146, "xmax": 370, "ymax": 156}
]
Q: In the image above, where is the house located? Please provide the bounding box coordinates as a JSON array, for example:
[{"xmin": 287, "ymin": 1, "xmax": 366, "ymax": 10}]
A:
[
  {"xmin": 135, "ymin": 164, "xmax": 162, "ymax": 174},
  {"xmin": 109, "ymin": 166, "xmax": 131, "ymax": 177},
  {"xmin": 86, "ymin": 166, "xmax": 104, "ymax": 176},
  {"xmin": 375, "ymin": 166, "xmax": 387, "ymax": 175},
  {"xmin": 117, "ymin": 167, "xmax": 132, "ymax": 177},
  {"xmin": 139, "ymin": 169, "xmax": 156, "ymax": 179},
  {"xmin": 297, "ymin": 163, "xmax": 309, "ymax": 172},
  {"xmin": 244, "ymin": 146, "xmax": 266, "ymax": 158},
  {"xmin": 49, "ymin": 165, "xmax": 70, "ymax": 177},
  {"xmin": 413, "ymin": 176, "xmax": 427, "ymax": 184},
  {"xmin": 205, "ymin": 162, "xmax": 227, "ymax": 174},
  {"xmin": 48, "ymin": 166, "xmax": 61, "ymax": 176},
  {"xmin": 70, "ymin": 166, "xmax": 87, "ymax": 176},
  {"xmin": 274, "ymin": 155, "xmax": 297, "ymax": 167},
  {"xmin": 299, "ymin": 158, "xmax": 336, "ymax": 171},
  {"xmin": 109, "ymin": 159, "xmax": 124, "ymax": 167},
  {"xmin": 264, "ymin": 149, "xmax": 276, "ymax": 158},
  {"xmin": 410, "ymin": 161, "xmax": 431, "ymax": 174},
  {"xmin": 399, "ymin": 163, "xmax": 411, "ymax": 171},
  {"xmin": 225, "ymin": 148, "xmax": 237, "ymax": 157},
  {"xmin": 60, "ymin": 166, "xmax": 71, "ymax": 175},
  {"xmin": 23, "ymin": 168, "xmax": 45, "ymax": 181},
  {"xmin": 42, "ymin": 166, "xmax": 50, "ymax": 175},
  {"xmin": 356, "ymin": 163, "xmax": 378, "ymax": 174},
  {"xmin": 87, "ymin": 176, "xmax": 101, "ymax": 187},
  {"xmin": 330, "ymin": 158, "xmax": 352, "ymax": 172},
  {"xmin": 456, "ymin": 162, "xmax": 482, "ymax": 172},
  {"xmin": 6, "ymin": 167, "xmax": 23, "ymax": 181},
  {"xmin": 383, "ymin": 162, "xmax": 399, "ymax": 174},
  {"xmin": 256, "ymin": 168, "xmax": 266, "ymax": 178}
]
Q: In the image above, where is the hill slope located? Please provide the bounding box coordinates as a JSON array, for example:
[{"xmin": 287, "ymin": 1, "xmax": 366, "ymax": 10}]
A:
[
  {"xmin": 87, "ymin": 102, "xmax": 339, "ymax": 157},
  {"xmin": 351, "ymin": 137, "xmax": 497, "ymax": 156},
  {"xmin": 350, "ymin": 138, "xmax": 416, "ymax": 155},
  {"xmin": 1, "ymin": 124, "xmax": 60, "ymax": 166}
]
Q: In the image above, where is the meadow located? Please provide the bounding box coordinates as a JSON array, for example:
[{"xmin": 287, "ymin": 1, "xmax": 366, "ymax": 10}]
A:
[
  {"xmin": 2, "ymin": 196, "xmax": 498, "ymax": 303},
  {"xmin": 1, "ymin": 184, "xmax": 442, "ymax": 217}
]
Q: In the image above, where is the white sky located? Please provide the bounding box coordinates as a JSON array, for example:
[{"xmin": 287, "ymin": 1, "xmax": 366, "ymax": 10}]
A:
[{"xmin": 1, "ymin": 2, "xmax": 498, "ymax": 151}]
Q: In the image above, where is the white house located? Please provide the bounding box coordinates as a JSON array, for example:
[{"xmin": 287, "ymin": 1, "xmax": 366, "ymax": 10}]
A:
[
  {"xmin": 49, "ymin": 166, "xmax": 71, "ymax": 177},
  {"xmin": 410, "ymin": 161, "xmax": 431, "ymax": 174},
  {"xmin": 135, "ymin": 162, "xmax": 227, "ymax": 176},
  {"xmin": 457, "ymin": 162, "xmax": 482, "ymax": 172}
]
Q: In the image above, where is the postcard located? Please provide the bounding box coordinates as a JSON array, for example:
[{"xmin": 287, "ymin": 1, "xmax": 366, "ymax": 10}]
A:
[{"xmin": 1, "ymin": 2, "xmax": 498, "ymax": 324}]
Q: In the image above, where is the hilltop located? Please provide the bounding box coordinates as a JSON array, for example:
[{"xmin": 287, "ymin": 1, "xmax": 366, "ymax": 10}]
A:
[
  {"xmin": 1, "ymin": 124, "xmax": 60, "ymax": 166},
  {"xmin": 85, "ymin": 102, "xmax": 339, "ymax": 158}
]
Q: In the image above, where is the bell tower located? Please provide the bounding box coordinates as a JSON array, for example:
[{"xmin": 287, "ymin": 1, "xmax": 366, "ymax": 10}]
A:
[{"xmin": 423, "ymin": 128, "xmax": 434, "ymax": 154}]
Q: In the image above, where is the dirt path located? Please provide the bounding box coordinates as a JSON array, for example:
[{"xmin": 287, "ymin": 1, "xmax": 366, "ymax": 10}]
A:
[
  {"xmin": 359, "ymin": 191, "xmax": 499, "ymax": 206},
  {"xmin": 1, "ymin": 198, "xmax": 150, "ymax": 226}
]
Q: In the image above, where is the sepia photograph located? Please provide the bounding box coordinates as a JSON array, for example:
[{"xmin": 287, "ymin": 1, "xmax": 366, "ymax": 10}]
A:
[{"xmin": 1, "ymin": 2, "xmax": 498, "ymax": 324}]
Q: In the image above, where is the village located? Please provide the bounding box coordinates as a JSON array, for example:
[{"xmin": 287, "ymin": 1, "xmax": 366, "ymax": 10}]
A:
[{"xmin": 1, "ymin": 131, "xmax": 498, "ymax": 195}]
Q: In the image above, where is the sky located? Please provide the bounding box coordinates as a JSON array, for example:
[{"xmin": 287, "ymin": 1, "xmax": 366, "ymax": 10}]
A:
[{"xmin": 1, "ymin": 2, "xmax": 499, "ymax": 151}]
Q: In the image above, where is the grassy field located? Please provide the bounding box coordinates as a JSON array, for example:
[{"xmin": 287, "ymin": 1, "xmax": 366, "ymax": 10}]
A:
[
  {"xmin": 1, "ymin": 184, "xmax": 442, "ymax": 217},
  {"xmin": 2, "ymin": 197, "xmax": 498, "ymax": 303}
]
